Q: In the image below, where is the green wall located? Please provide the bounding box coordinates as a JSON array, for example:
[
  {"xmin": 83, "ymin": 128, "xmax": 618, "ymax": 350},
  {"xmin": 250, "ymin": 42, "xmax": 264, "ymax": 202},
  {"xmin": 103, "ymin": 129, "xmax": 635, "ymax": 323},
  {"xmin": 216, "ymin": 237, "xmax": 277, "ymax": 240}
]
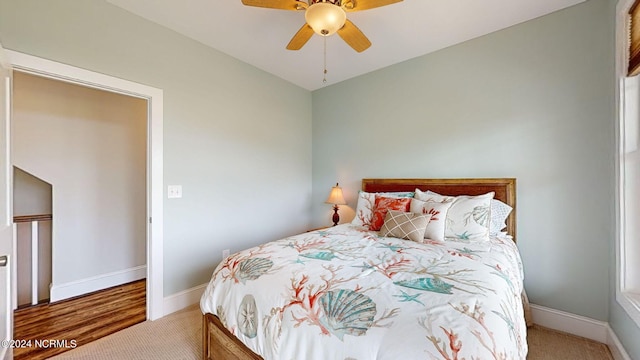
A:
[
  {"xmin": 312, "ymin": 0, "xmax": 640, "ymax": 356},
  {"xmin": 0, "ymin": 0, "xmax": 313, "ymax": 296},
  {"xmin": 313, "ymin": 0, "xmax": 613, "ymax": 321}
]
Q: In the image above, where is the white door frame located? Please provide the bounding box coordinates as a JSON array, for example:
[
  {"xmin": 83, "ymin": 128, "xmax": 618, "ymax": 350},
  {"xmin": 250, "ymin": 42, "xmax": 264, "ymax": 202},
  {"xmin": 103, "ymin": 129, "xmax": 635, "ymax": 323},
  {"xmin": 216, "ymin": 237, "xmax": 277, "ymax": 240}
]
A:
[
  {"xmin": 0, "ymin": 42, "xmax": 14, "ymax": 360},
  {"xmin": 7, "ymin": 50, "xmax": 164, "ymax": 320}
]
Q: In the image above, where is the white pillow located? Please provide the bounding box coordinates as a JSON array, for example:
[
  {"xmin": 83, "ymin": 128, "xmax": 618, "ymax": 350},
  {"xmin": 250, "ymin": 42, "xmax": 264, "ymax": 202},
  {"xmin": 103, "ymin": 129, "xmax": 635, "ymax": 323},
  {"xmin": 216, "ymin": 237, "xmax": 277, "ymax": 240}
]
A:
[
  {"xmin": 489, "ymin": 199, "xmax": 512, "ymax": 236},
  {"xmin": 414, "ymin": 188, "xmax": 455, "ymax": 203},
  {"xmin": 351, "ymin": 191, "xmax": 414, "ymax": 228},
  {"xmin": 420, "ymin": 190, "xmax": 512, "ymax": 236},
  {"xmin": 409, "ymin": 198, "xmax": 453, "ymax": 242},
  {"xmin": 415, "ymin": 189, "xmax": 494, "ymax": 242}
]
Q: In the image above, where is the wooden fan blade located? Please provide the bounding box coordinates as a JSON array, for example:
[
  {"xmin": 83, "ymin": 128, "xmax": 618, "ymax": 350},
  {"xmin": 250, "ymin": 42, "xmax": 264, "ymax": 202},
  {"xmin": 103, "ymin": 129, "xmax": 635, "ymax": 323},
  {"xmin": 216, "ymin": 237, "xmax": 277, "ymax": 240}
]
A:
[
  {"xmin": 241, "ymin": 0, "xmax": 306, "ymax": 11},
  {"xmin": 337, "ymin": 20, "xmax": 371, "ymax": 52},
  {"xmin": 343, "ymin": 0, "xmax": 402, "ymax": 11},
  {"xmin": 286, "ymin": 24, "xmax": 315, "ymax": 50}
]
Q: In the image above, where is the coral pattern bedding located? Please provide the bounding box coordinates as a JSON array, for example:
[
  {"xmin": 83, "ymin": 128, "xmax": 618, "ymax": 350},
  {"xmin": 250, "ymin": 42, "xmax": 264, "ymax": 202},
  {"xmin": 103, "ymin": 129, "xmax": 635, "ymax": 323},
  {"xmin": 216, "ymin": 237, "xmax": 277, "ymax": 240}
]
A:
[{"xmin": 200, "ymin": 223, "xmax": 527, "ymax": 359}]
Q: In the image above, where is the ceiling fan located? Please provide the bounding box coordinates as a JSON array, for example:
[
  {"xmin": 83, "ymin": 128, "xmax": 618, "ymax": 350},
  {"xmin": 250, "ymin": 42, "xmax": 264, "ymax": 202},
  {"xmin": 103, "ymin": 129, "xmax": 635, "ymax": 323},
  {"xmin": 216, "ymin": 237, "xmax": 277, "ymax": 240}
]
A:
[{"xmin": 241, "ymin": 0, "xmax": 403, "ymax": 53}]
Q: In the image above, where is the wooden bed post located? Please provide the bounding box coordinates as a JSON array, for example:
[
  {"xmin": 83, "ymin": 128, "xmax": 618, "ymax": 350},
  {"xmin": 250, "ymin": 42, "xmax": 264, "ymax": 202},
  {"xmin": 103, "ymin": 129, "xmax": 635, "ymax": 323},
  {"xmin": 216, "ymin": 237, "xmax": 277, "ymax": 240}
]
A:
[
  {"xmin": 202, "ymin": 314, "xmax": 211, "ymax": 360},
  {"xmin": 202, "ymin": 313, "xmax": 263, "ymax": 360}
]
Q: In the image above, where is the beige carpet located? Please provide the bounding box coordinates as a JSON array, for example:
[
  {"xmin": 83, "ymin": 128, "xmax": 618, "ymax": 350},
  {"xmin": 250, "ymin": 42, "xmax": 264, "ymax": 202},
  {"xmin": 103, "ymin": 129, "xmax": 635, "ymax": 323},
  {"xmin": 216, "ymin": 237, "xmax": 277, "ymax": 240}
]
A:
[
  {"xmin": 51, "ymin": 306, "xmax": 613, "ymax": 360},
  {"xmin": 527, "ymin": 324, "xmax": 613, "ymax": 360},
  {"xmin": 50, "ymin": 306, "xmax": 201, "ymax": 360}
]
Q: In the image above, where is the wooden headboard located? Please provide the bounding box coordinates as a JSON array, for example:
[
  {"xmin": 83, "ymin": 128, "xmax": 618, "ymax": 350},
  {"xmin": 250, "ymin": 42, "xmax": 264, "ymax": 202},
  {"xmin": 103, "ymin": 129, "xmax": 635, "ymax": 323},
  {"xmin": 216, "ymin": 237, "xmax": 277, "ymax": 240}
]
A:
[{"xmin": 362, "ymin": 178, "xmax": 517, "ymax": 241}]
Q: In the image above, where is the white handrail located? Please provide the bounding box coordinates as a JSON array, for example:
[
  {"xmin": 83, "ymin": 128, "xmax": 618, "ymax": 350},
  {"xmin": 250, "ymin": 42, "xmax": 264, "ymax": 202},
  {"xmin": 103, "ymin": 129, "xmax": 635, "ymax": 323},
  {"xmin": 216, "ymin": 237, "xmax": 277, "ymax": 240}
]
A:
[
  {"xmin": 13, "ymin": 217, "xmax": 49, "ymax": 307},
  {"xmin": 31, "ymin": 221, "xmax": 38, "ymax": 306}
]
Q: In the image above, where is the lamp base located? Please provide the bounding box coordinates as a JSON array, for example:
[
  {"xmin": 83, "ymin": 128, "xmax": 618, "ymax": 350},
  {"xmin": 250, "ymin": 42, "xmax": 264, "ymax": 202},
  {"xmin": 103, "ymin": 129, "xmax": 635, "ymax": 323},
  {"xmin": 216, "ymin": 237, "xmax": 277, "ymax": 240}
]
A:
[{"xmin": 331, "ymin": 204, "xmax": 340, "ymax": 226}]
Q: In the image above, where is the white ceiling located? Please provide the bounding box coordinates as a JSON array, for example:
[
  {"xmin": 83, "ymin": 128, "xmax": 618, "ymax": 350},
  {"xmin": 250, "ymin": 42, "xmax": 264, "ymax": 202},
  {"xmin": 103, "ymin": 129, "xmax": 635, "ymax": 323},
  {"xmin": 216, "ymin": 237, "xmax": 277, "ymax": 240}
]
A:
[{"xmin": 106, "ymin": 0, "xmax": 585, "ymax": 91}]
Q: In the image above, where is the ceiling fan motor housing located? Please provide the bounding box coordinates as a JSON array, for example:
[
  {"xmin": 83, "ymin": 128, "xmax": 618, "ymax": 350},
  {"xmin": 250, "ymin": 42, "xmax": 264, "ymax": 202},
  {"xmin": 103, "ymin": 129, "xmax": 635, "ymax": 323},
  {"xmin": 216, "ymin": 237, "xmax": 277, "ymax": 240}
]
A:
[
  {"xmin": 305, "ymin": 0, "xmax": 347, "ymax": 36},
  {"xmin": 308, "ymin": 0, "xmax": 342, "ymax": 5},
  {"xmin": 241, "ymin": 0, "xmax": 396, "ymax": 52}
]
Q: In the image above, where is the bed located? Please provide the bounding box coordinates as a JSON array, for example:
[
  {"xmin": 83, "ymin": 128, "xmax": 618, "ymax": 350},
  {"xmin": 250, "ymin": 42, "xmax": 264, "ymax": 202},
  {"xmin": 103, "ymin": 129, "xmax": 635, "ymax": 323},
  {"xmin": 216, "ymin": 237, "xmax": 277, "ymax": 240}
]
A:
[{"xmin": 201, "ymin": 178, "xmax": 527, "ymax": 359}]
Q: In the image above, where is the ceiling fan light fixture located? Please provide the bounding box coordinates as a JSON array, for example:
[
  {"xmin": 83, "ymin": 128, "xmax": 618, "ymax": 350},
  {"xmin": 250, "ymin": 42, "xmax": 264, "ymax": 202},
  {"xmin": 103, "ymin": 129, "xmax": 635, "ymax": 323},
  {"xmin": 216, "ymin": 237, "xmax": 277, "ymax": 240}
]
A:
[{"xmin": 305, "ymin": 2, "xmax": 346, "ymax": 36}]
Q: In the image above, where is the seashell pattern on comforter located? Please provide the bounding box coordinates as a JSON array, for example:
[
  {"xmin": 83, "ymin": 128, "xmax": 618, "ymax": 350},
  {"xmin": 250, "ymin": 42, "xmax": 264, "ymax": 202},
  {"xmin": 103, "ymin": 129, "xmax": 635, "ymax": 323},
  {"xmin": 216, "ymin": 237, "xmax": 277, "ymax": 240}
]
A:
[{"xmin": 201, "ymin": 223, "xmax": 527, "ymax": 360}]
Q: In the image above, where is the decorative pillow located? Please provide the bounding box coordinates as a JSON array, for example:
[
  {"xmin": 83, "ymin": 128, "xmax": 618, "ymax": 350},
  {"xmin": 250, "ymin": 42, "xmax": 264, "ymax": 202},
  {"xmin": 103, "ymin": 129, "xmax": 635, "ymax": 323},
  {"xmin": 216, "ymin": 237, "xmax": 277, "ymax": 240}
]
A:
[
  {"xmin": 351, "ymin": 191, "xmax": 414, "ymax": 228},
  {"xmin": 409, "ymin": 198, "xmax": 453, "ymax": 242},
  {"xmin": 416, "ymin": 190, "xmax": 494, "ymax": 242},
  {"xmin": 370, "ymin": 196, "xmax": 411, "ymax": 231},
  {"xmin": 420, "ymin": 190, "xmax": 512, "ymax": 236},
  {"xmin": 490, "ymin": 199, "xmax": 513, "ymax": 236},
  {"xmin": 379, "ymin": 210, "xmax": 431, "ymax": 243},
  {"xmin": 414, "ymin": 188, "xmax": 455, "ymax": 203}
]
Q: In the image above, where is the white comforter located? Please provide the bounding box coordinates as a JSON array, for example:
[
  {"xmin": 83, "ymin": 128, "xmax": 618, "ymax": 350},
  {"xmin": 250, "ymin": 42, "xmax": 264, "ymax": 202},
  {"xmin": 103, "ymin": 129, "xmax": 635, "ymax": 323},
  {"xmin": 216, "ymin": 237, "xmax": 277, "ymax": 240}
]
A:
[{"xmin": 201, "ymin": 224, "xmax": 527, "ymax": 359}]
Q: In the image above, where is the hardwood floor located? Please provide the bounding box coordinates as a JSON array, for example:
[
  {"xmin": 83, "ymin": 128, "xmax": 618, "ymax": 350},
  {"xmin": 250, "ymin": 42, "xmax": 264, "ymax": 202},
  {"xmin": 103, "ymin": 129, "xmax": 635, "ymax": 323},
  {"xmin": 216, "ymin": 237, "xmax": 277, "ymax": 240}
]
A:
[{"xmin": 13, "ymin": 279, "xmax": 146, "ymax": 360}]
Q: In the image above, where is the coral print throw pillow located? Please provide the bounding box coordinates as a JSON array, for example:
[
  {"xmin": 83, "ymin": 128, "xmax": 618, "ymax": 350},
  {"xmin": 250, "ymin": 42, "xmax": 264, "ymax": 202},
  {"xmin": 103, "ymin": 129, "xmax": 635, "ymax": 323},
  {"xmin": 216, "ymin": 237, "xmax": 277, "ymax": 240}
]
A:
[
  {"xmin": 409, "ymin": 198, "xmax": 453, "ymax": 242},
  {"xmin": 369, "ymin": 196, "xmax": 411, "ymax": 231},
  {"xmin": 351, "ymin": 191, "xmax": 414, "ymax": 228}
]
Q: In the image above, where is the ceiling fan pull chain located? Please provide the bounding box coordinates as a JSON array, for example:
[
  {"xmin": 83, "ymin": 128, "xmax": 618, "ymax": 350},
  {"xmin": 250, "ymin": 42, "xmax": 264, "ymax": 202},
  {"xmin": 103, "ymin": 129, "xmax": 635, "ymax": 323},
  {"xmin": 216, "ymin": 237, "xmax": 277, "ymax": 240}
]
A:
[{"xmin": 323, "ymin": 35, "xmax": 327, "ymax": 84}]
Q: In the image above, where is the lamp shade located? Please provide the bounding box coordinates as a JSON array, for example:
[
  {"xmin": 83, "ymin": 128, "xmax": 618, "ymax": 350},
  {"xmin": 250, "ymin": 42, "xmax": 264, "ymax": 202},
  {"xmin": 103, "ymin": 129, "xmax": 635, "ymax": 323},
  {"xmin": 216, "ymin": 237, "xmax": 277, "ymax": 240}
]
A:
[
  {"xmin": 325, "ymin": 183, "xmax": 347, "ymax": 205},
  {"xmin": 305, "ymin": 2, "xmax": 346, "ymax": 36}
]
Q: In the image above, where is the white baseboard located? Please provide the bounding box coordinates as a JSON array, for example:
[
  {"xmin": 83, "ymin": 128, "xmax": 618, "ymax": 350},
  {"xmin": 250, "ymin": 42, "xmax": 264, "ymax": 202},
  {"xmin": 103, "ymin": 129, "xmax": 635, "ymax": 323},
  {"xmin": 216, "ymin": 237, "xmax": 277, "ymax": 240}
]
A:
[
  {"xmin": 50, "ymin": 265, "xmax": 146, "ymax": 302},
  {"xmin": 530, "ymin": 304, "xmax": 632, "ymax": 359},
  {"xmin": 530, "ymin": 304, "xmax": 608, "ymax": 342},
  {"xmin": 163, "ymin": 283, "xmax": 207, "ymax": 316},
  {"xmin": 607, "ymin": 324, "xmax": 633, "ymax": 360}
]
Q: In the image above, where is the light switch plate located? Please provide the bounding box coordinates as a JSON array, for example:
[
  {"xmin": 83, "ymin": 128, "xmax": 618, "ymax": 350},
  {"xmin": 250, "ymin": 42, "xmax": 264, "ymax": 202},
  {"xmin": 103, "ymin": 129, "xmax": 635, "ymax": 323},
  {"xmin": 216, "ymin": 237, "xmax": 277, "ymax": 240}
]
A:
[{"xmin": 167, "ymin": 185, "xmax": 182, "ymax": 198}]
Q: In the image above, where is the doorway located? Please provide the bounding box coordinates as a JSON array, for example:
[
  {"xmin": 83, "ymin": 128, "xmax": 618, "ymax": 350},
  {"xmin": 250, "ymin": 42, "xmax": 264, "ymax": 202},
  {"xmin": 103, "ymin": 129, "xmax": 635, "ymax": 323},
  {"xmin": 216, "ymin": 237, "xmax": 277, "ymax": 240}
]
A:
[
  {"xmin": 7, "ymin": 50, "xmax": 164, "ymax": 320},
  {"xmin": 12, "ymin": 70, "xmax": 147, "ymax": 307},
  {"xmin": 9, "ymin": 69, "xmax": 149, "ymax": 357}
]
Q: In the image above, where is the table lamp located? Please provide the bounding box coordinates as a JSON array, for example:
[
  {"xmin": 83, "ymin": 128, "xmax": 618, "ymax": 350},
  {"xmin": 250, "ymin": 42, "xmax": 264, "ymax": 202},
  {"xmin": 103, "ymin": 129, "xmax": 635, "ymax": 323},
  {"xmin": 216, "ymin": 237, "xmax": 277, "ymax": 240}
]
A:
[{"xmin": 325, "ymin": 183, "xmax": 347, "ymax": 226}]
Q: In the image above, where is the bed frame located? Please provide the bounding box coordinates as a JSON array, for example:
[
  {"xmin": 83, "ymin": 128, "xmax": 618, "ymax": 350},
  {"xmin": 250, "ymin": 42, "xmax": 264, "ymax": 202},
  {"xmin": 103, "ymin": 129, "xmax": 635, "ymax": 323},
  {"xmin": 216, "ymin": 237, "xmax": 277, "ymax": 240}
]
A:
[{"xmin": 202, "ymin": 178, "xmax": 518, "ymax": 360}]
